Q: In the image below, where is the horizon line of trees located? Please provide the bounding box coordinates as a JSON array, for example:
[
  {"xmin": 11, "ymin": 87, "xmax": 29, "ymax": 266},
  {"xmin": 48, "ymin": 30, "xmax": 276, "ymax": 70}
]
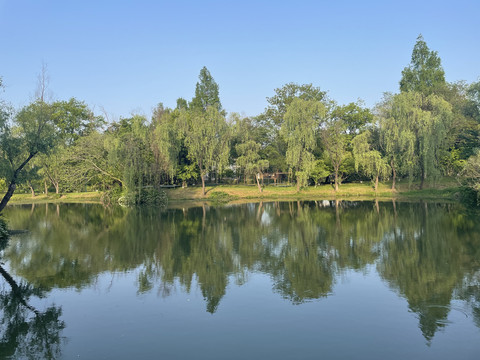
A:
[{"xmin": 1, "ymin": 34, "xmax": 480, "ymax": 209}]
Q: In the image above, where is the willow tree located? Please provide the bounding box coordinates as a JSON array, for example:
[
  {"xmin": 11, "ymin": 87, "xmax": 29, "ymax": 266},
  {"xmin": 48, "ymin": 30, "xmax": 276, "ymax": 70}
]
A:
[
  {"xmin": 182, "ymin": 107, "xmax": 230, "ymax": 196},
  {"xmin": 236, "ymin": 140, "xmax": 269, "ymax": 192},
  {"xmin": 378, "ymin": 92, "xmax": 452, "ymax": 189},
  {"xmin": 320, "ymin": 118, "xmax": 347, "ymax": 192},
  {"xmin": 352, "ymin": 130, "xmax": 390, "ymax": 192},
  {"xmin": 281, "ymin": 98, "xmax": 326, "ymax": 191},
  {"xmin": 377, "ymin": 93, "xmax": 415, "ymax": 190},
  {"xmin": 152, "ymin": 104, "xmax": 183, "ymax": 183}
]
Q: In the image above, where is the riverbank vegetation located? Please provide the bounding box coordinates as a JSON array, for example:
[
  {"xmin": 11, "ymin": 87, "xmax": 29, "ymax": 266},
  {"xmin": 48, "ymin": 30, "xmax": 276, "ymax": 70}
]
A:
[{"xmin": 1, "ymin": 35, "xmax": 480, "ymax": 210}]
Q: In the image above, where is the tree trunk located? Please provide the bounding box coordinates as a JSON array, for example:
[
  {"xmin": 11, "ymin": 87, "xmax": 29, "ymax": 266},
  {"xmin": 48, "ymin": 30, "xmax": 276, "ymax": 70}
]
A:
[
  {"xmin": 420, "ymin": 167, "xmax": 425, "ymax": 190},
  {"xmin": 334, "ymin": 171, "xmax": 339, "ymax": 192},
  {"xmin": 55, "ymin": 182, "xmax": 59, "ymax": 194},
  {"xmin": 0, "ymin": 153, "xmax": 36, "ymax": 213},
  {"xmin": 201, "ymin": 174, "xmax": 206, "ymax": 196},
  {"xmin": 44, "ymin": 179, "xmax": 48, "ymax": 195},
  {"xmin": 391, "ymin": 160, "xmax": 396, "ymax": 190},
  {"xmin": 296, "ymin": 176, "xmax": 300, "ymax": 192},
  {"xmin": 28, "ymin": 182, "xmax": 35, "ymax": 198},
  {"xmin": 0, "ymin": 265, "xmax": 39, "ymax": 315},
  {"xmin": 256, "ymin": 173, "xmax": 263, "ymax": 193},
  {"xmin": 374, "ymin": 175, "xmax": 379, "ymax": 192}
]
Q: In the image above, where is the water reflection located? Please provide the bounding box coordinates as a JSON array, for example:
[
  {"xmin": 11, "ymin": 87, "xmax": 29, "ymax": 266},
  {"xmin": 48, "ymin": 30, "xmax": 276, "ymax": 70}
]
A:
[
  {"xmin": 0, "ymin": 245, "xmax": 65, "ymax": 359},
  {"xmin": 3, "ymin": 201, "xmax": 480, "ymax": 342}
]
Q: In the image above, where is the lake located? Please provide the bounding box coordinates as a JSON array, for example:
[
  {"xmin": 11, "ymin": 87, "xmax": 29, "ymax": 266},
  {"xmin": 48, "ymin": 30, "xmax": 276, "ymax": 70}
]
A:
[{"xmin": 1, "ymin": 200, "xmax": 479, "ymax": 359}]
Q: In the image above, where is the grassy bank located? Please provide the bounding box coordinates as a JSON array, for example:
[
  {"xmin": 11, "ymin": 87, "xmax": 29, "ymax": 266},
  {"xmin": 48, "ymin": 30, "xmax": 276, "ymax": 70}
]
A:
[
  {"xmin": 7, "ymin": 192, "xmax": 103, "ymax": 204},
  {"xmin": 165, "ymin": 178, "xmax": 462, "ymax": 203},
  {"xmin": 3, "ymin": 178, "xmax": 462, "ymax": 206}
]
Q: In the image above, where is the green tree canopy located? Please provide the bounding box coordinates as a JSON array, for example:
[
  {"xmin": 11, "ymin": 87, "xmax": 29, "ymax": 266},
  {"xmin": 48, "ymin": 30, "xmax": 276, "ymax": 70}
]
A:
[
  {"xmin": 181, "ymin": 107, "xmax": 230, "ymax": 195},
  {"xmin": 0, "ymin": 100, "xmax": 58, "ymax": 212},
  {"xmin": 400, "ymin": 34, "xmax": 446, "ymax": 96},
  {"xmin": 190, "ymin": 67, "xmax": 223, "ymax": 114},
  {"xmin": 281, "ymin": 98, "xmax": 326, "ymax": 191}
]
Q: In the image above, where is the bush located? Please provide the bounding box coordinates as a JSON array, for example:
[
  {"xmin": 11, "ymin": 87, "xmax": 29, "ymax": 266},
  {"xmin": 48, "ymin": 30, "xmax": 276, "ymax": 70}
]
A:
[
  {"xmin": 0, "ymin": 215, "xmax": 9, "ymax": 247},
  {"xmin": 118, "ymin": 188, "xmax": 168, "ymax": 207},
  {"xmin": 208, "ymin": 191, "xmax": 238, "ymax": 204}
]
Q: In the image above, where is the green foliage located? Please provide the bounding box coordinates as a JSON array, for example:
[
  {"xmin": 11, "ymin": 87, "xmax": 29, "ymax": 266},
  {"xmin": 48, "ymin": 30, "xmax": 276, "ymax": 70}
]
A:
[
  {"xmin": 265, "ymin": 83, "xmax": 329, "ymax": 127},
  {"xmin": 440, "ymin": 148, "xmax": 466, "ymax": 176},
  {"xmin": 177, "ymin": 163, "xmax": 199, "ymax": 186},
  {"xmin": 0, "ymin": 98, "xmax": 59, "ymax": 211},
  {"xmin": 118, "ymin": 188, "xmax": 168, "ymax": 207},
  {"xmin": 378, "ymin": 92, "xmax": 453, "ymax": 187},
  {"xmin": 51, "ymin": 97, "xmax": 104, "ymax": 145},
  {"xmin": 281, "ymin": 98, "xmax": 326, "ymax": 190},
  {"xmin": 320, "ymin": 116, "xmax": 348, "ymax": 191},
  {"xmin": 0, "ymin": 215, "xmax": 9, "ymax": 243},
  {"xmin": 331, "ymin": 101, "xmax": 373, "ymax": 135},
  {"xmin": 181, "ymin": 107, "xmax": 230, "ymax": 195},
  {"xmin": 208, "ymin": 191, "xmax": 238, "ymax": 204},
  {"xmin": 310, "ymin": 159, "xmax": 330, "ymax": 186},
  {"xmin": 460, "ymin": 152, "xmax": 480, "ymax": 203},
  {"xmin": 190, "ymin": 67, "xmax": 223, "ymax": 113},
  {"xmin": 400, "ymin": 34, "xmax": 446, "ymax": 96},
  {"xmin": 352, "ymin": 130, "xmax": 390, "ymax": 190},
  {"xmin": 152, "ymin": 104, "xmax": 182, "ymax": 181},
  {"xmin": 236, "ymin": 140, "xmax": 269, "ymax": 181}
]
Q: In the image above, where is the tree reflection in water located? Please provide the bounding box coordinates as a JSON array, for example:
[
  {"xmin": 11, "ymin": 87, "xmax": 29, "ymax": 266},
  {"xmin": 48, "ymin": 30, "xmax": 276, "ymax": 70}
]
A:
[
  {"xmin": 0, "ymin": 263, "xmax": 65, "ymax": 359},
  {"xmin": 3, "ymin": 201, "xmax": 480, "ymax": 342}
]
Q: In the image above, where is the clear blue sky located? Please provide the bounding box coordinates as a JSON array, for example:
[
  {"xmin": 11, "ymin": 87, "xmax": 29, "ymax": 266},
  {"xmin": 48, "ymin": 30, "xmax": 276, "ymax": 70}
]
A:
[{"xmin": 1, "ymin": 0, "xmax": 479, "ymax": 120}]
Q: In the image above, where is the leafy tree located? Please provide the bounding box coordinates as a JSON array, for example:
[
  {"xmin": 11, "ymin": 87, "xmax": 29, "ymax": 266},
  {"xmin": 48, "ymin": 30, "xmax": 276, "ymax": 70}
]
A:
[
  {"xmin": 378, "ymin": 92, "xmax": 453, "ymax": 189},
  {"xmin": 352, "ymin": 130, "xmax": 390, "ymax": 191},
  {"xmin": 281, "ymin": 98, "xmax": 326, "ymax": 191},
  {"xmin": 400, "ymin": 34, "xmax": 446, "ymax": 96},
  {"xmin": 152, "ymin": 105, "xmax": 183, "ymax": 183},
  {"xmin": 320, "ymin": 117, "xmax": 347, "ymax": 191},
  {"xmin": 265, "ymin": 83, "xmax": 328, "ymax": 128},
  {"xmin": 181, "ymin": 107, "xmax": 230, "ymax": 195},
  {"xmin": 65, "ymin": 131, "xmax": 123, "ymax": 190},
  {"xmin": 333, "ymin": 101, "xmax": 372, "ymax": 135},
  {"xmin": 466, "ymin": 80, "xmax": 480, "ymax": 122},
  {"xmin": 0, "ymin": 100, "xmax": 58, "ymax": 212},
  {"xmin": 176, "ymin": 97, "xmax": 188, "ymax": 110},
  {"xmin": 310, "ymin": 159, "xmax": 330, "ymax": 187},
  {"xmin": 460, "ymin": 152, "xmax": 480, "ymax": 203},
  {"xmin": 235, "ymin": 140, "xmax": 269, "ymax": 192},
  {"xmin": 377, "ymin": 93, "xmax": 415, "ymax": 190},
  {"xmin": 51, "ymin": 98, "xmax": 103, "ymax": 145},
  {"xmin": 190, "ymin": 67, "xmax": 223, "ymax": 114},
  {"xmin": 38, "ymin": 98, "xmax": 103, "ymax": 193}
]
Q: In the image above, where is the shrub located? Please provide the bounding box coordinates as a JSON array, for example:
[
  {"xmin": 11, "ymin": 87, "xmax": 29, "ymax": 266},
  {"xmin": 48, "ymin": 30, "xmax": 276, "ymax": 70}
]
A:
[
  {"xmin": 0, "ymin": 215, "xmax": 9, "ymax": 246},
  {"xmin": 118, "ymin": 188, "xmax": 168, "ymax": 207}
]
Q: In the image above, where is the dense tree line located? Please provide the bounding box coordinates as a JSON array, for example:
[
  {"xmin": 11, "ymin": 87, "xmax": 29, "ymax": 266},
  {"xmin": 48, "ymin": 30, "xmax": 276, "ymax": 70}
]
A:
[{"xmin": 1, "ymin": 35, "xmax": 480, "ymax": 207}]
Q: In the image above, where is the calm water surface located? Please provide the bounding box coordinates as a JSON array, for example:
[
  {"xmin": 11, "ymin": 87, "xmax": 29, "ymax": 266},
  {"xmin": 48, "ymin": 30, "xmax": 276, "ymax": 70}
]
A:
[{"xmin": 1, "ymin": 200, "xmax": 480, "ymax": 359}]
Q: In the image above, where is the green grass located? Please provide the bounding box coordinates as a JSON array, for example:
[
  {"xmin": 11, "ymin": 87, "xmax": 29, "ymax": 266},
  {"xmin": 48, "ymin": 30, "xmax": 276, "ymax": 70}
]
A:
[
  {"xmin": 3, "ymin": 177, "xmax": 464, "ymax": 206},
  {"xmin": 7, "ymin": 191, "xmax": 103, "ymax": 204}
]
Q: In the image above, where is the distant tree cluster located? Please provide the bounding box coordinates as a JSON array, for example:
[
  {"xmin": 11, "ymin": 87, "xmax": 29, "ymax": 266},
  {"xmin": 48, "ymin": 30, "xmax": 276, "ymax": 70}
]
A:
[{"xmin": 1, "ymin": 35, "xmax": 480, "ymax": 208}]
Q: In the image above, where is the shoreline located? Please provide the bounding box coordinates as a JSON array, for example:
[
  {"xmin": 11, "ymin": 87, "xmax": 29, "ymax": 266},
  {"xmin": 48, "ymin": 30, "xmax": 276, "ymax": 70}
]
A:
[{"xmin": 3, "ymin": 182, "xmax": 463, "ymax": 206}]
